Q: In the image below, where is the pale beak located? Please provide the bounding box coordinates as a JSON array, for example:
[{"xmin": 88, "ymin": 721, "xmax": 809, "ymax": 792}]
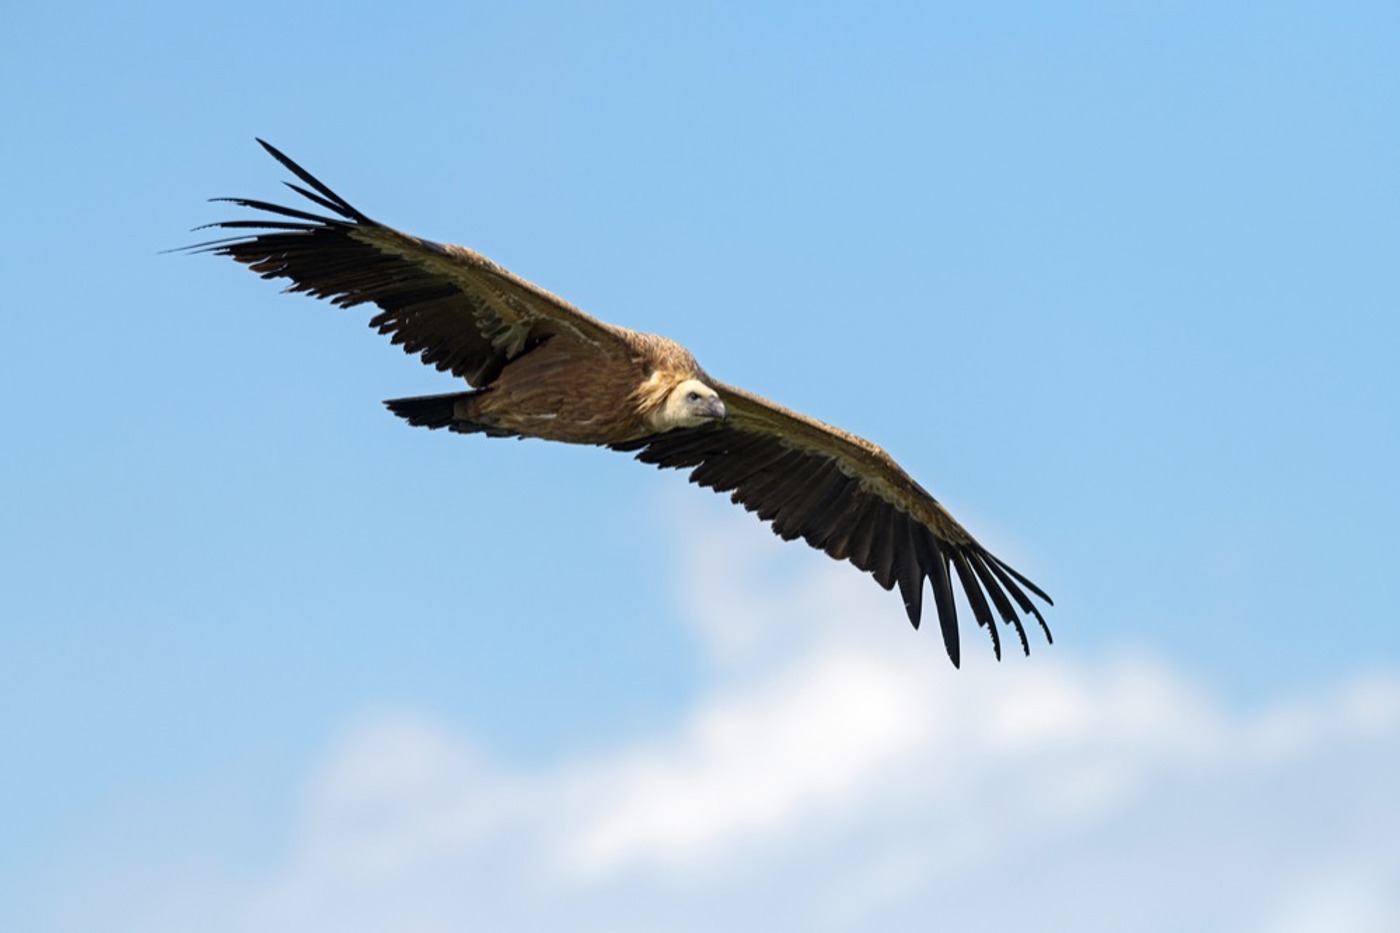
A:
[{"xmin": 703, "ymin": 396, "xmax": 728, "ymax": 420}]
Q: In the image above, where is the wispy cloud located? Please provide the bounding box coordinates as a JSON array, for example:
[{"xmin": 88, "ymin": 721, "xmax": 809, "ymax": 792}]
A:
[{"xmin": 82, "ymin": 500, "xmax": 1400, "ymax": 932}]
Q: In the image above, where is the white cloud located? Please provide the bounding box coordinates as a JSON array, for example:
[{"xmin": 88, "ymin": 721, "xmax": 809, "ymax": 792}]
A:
[{"xmin": 89, "ymin": 498, "xmax": 1400, "ymax": 932}]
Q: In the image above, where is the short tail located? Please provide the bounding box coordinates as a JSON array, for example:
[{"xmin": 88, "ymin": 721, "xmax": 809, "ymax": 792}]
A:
[
  {"xmin": 383, "ymin": 392, "xmax": 472, "ymax": 429},
  {"xmin": 383, "ymin": 391, "xmax": 518, "ymax": 437}
]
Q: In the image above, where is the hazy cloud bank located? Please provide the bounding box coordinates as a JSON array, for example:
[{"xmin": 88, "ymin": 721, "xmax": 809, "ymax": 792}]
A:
[{"xmin": 229, "ymin": 506, "xmax": 1400, "ymax": 932}]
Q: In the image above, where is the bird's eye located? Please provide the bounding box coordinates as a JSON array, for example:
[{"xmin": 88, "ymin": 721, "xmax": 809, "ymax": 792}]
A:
[{"xmin": 686, "ymin": 391, "xmax": 701, "ymax": 403}]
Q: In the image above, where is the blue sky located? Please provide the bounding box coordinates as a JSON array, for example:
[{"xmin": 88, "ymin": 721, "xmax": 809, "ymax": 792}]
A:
[{"xmin": 3, "ymin": 2, "xmax": 1399, "ymax": 930}]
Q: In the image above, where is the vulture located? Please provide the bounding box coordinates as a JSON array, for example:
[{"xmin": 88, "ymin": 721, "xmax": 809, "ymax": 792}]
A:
[{"xmin": 189, "ymin": 140, "xmax": 1053, "ymax": 667}]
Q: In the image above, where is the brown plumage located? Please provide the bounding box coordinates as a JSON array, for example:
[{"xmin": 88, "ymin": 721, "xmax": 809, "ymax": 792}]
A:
[{"xmin": 189, "ymin": 140, "xmax": 1053, "ymax": 667}]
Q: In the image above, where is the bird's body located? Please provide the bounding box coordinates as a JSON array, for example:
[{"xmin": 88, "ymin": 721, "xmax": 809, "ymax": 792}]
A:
[
  {"xmin": 463, "ymin": 329, "xmax": 707, "ymax": 443},
  {"xmin": 190, "ymin": 141, "xmax": 1054, "ymax": 666}
]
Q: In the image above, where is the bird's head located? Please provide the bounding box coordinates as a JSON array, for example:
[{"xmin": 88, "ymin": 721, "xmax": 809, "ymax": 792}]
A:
[{"xmin": 656, "ymin": 378, "xmax": 727, "ymax": 430}]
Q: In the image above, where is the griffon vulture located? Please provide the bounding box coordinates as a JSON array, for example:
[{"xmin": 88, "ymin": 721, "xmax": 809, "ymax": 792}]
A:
[{"xmin": 189, "ymin": 140, "xmax": 1053, "ymax": 667}]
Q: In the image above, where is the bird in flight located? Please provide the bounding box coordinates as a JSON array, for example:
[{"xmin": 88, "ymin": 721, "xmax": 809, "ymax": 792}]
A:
[{"xmin": 189, "ymin": 140, "xmax": 1053, "ymax": 667}]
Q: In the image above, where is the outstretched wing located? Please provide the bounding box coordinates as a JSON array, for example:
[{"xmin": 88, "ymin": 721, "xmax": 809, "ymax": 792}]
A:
[
  {"xmin": 613, "ymin": 382, "xmax": 1053, "ymax": 667},
  {"xmin": 187, "ymin": 140, "xmax": 630, "ymax": 386}
]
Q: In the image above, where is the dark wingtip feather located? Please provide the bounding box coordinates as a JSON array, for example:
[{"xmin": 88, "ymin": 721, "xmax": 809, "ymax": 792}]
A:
[
  {"xmin": 194, "ymin": 219, "xmax": 320, "ymax": 232},
  {"xmin": 967, "ymin": 551, "xmax": 1031, "ymax": 657},
  {"xmin": 162, "ymin": 233, "xmax": 244, "ymax": 254},
  {"xmin": 283, "ymin": 181, "xmax": 351, "ymax": 217},
  {"xmin": 209, "ymin": 196, "xmax": 344, "ymax": 226},
  {"xmin": 916, "ymin": 528, "xmax": 961, "ymax": 667},
  {"xmin": 988, "ymin": 552, "xmax": 1054, "ymax": 606},
  {"xmin": 950, "ymin": 550, "xmax": 1001, "ymax": 661},
  {"xmin": 254, "ymin": 139, "xmax": 371, "ymax": 223},
  {"xmin": 899, "ymin": 577, "xmax": 923, "ymax": 631},
  {"xmin": 893, "ymin": 515, "xmax": 925, "ymax": 632},
  {"xmin": 981, "ymin": 553, "xmax": 1054, "ymax": 645}
]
